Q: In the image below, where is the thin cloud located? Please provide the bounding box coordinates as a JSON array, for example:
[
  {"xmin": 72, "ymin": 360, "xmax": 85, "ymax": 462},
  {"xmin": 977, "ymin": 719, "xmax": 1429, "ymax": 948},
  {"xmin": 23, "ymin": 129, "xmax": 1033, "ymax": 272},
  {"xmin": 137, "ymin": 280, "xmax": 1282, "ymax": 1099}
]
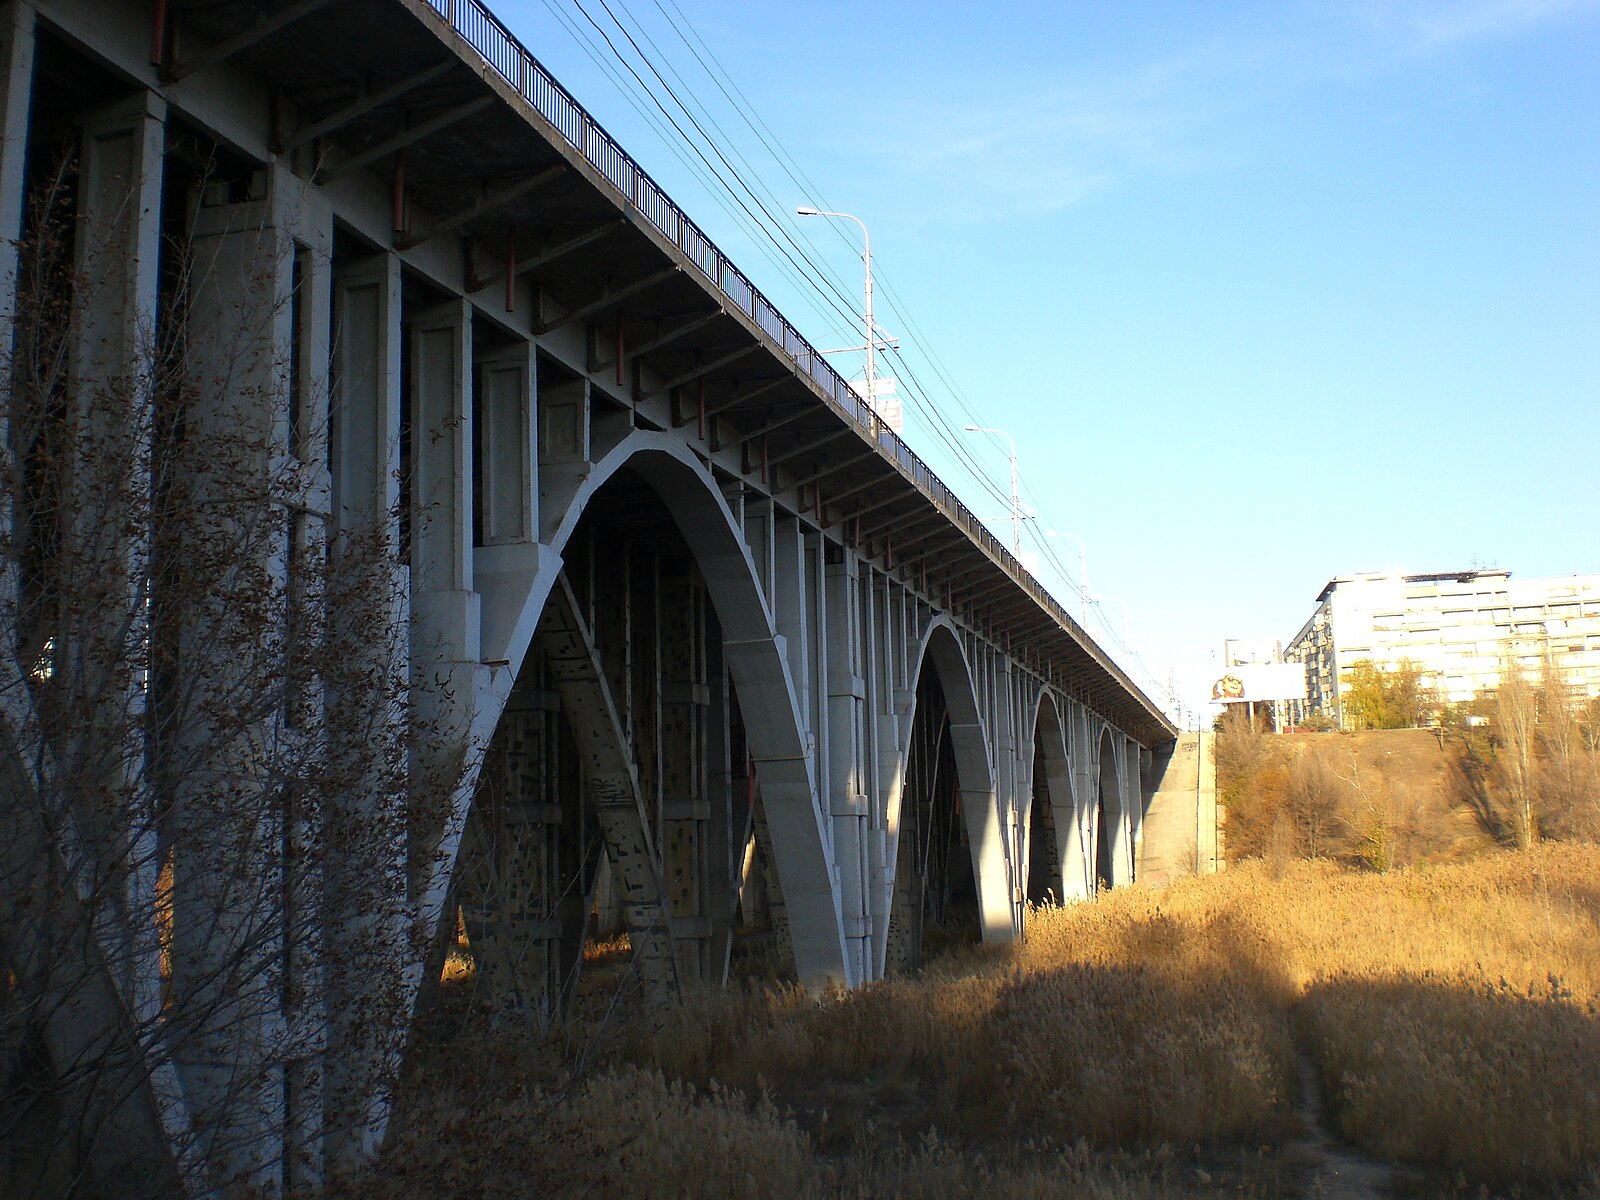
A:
[
  {"xmin": 841, "ymin": 41, "xmax": 1270, "ymax": 225},
  {"xmin": 1360, "ymin": 0, "xmax": 1599, "ymax": 46},
  {"xmin": 809, "ymin": 0, "xmax": 1596, "ymax": 227}
]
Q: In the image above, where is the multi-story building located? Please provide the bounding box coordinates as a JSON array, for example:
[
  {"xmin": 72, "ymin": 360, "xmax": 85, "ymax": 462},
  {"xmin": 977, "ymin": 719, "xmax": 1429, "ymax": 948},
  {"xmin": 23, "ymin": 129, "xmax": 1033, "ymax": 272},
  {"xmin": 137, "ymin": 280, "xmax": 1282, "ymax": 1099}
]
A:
[{"xmin": 1284, "ymin": 570, "xmax": 1600, "ymax": 726}]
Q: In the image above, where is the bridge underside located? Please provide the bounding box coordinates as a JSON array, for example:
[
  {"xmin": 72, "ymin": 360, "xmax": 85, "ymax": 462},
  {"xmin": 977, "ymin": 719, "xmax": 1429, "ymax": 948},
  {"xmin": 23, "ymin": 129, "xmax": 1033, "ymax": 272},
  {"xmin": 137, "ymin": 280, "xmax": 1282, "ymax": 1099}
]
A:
[{"xmin": 0, "ymin": 0, "xmax": 1175, "ymax": 1194}]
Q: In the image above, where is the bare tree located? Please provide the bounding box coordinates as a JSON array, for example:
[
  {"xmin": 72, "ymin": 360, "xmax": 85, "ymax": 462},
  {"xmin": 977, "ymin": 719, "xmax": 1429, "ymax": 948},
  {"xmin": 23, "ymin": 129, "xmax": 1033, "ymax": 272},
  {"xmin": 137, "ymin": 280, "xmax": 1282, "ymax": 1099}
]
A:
[
  {"xmin": 2, "ymin": 152, "xmax": 416, "ymax": 1198},
  {"xmin": 1493, "ymin": 653, "xmax": 1539, "ymax": 849},
  {"xmin": 1537, "ymin": 650, "xmax": 1600, "ymax": 840},
  {"xmin": 1285, "ymin": 749, "xmax": 1348, "ymax": 860}
]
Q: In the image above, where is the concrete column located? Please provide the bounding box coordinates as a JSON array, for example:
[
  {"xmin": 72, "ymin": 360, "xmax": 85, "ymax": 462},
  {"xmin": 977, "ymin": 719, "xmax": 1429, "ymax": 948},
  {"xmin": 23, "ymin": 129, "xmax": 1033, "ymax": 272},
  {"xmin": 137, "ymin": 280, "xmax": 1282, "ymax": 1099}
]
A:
[
  {"xmin": 176, "ymin": 165, "xmax": 302, "ymax": 1192},
  {"xmin": 1098, "ymin": 730, "xmax": 1133, "ymax": 889},
  {"xmin": 406, "ymin": 295, "xmax": 492, "ymax": 932},
  {"xmin": 825, "ymin": 554, "xmax": 868, "ymax": 982},
  {"xmin": 994, "ymin": 654, "xmax": 1022, "ymax": 933},
  {"xmin": 863, "ymin": 571, "xmax": 893, "ymax": 980},
  {"xmin": 325, "ymin": 249, "xmax": 409, "ymax": 1173},
  {"xmin": 475, "ymin": 341, "xmax": 536, "ymax": 546},
  {"xmin": 1122, "ymin": 733, "xmax": 1141, "ymax": 883},
  {"xmin": 745, "ymin": 495, "xmax": 774, "ymax": 608},
  {"xmin": 278, "ymin": 181, "xmax": 334, "ymax": 1195},
  {"xmin": 24, "ymin": 81, "xmax": 188, "ymax": 1198},
  {"xmin": 473, "ymin": 337, "xmax": 546, "ymax": 670},
  {"xmin": 409, "ymin": 297, "xmax": 474, "ymax": 605},
  {"xmin": 1067, "ymin": 702, "xmax": 1094, "ymax": 899},
  {"xmin": 807, "ymin": 533, "xmax": 828, "ymax": 801},
  {"xmin": 535, "ymin": 371, "xmax": 590, "ymax": 542},
  {"xmin": 62, "ymin": 87, "xmax": 166, "ymax": 1019}
]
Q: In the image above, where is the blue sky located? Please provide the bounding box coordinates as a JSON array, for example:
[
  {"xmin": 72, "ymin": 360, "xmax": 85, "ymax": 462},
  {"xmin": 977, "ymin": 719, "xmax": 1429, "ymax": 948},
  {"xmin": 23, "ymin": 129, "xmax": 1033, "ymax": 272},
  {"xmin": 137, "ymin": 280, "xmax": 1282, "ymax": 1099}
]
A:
[{"xmin": 492, "ymin": 0, "xmax": 1600, "ymax": 721}]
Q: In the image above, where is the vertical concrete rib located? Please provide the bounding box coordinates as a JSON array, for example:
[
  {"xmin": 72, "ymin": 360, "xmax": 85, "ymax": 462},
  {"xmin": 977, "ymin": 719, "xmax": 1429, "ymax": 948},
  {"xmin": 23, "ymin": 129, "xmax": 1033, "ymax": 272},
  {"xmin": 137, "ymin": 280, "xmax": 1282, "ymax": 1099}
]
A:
[
  {"xmin": 326, "ymin": 250, "xmax": 410, "ymax": 1171},
  {"xmin": 824, "ymin": 556, "xmax": 868, "ymax": 981},
  {"xmin": 178, "ymin": 161, "xmax": 307, "ymax": 1190},
  {"xmin": 405, "ymin": 296, "xmax": 496, "ymax": 1000}
]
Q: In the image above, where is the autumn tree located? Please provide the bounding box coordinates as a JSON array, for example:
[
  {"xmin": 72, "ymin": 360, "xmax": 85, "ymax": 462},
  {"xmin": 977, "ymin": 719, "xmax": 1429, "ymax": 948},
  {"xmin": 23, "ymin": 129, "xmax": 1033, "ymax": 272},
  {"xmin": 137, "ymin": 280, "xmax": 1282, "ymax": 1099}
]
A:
[
  {"xmin": 1340, "ymin": 658, "xmax": 1434, "ymax": 730},
  {"xmin": 1493, "ymin": 654, "xmax": 1540, "ymax": 848},
  {"xmin": 1534, "ymin": 652, "xmax": 1600, "ymax": 841}
]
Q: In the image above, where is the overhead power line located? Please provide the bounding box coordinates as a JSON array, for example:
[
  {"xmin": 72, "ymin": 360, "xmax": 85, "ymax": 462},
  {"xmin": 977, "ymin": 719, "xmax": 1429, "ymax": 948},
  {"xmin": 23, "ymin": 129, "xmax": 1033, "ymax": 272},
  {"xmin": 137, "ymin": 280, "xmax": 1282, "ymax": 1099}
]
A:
[{"xmin": 535, "ymin": 0, "xmax": 1173, "ymax": 711}]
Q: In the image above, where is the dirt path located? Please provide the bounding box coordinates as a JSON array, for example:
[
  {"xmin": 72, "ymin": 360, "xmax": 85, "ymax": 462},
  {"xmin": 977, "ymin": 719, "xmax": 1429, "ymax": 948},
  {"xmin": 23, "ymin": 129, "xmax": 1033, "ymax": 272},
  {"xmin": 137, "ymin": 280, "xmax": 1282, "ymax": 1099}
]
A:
[{"xmin": 1281, "ymin": 1048, "xmax": 1400, "ymax": 1199}]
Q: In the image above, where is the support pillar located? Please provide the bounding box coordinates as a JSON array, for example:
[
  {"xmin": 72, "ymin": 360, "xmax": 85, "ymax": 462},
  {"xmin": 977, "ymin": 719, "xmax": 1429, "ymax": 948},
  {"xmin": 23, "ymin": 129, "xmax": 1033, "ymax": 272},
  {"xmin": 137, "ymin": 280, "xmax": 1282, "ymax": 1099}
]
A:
[
  {"xmin": 174, "ymin": 162, "xmax": 301, "ymax": 1192},
  {"xmin": 406, "ymin": 296, "xmax": 494, "ymax": 981},
  {"xmin": 1067, "ymin": 704, "xmax": 1094, "ymax": 899},
  {"xmin": 325, "ymin": 249, "xmax": 409, "ymax": 1173},
  {"xmin": 825, "ymin": 554, "xmax": 869, "ymax": 982}
]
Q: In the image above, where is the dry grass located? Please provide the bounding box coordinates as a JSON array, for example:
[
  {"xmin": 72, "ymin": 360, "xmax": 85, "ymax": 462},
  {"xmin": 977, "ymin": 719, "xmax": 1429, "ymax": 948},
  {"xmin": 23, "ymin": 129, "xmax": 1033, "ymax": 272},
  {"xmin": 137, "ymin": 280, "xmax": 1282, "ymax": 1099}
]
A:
[
  {"xmin": 363, "ymin": 844, "xmax": 1600, "ymax": 1197},
  {"xmin": 1066, "ymin": 846, "xmax": 1600, "ymax": 1185}
]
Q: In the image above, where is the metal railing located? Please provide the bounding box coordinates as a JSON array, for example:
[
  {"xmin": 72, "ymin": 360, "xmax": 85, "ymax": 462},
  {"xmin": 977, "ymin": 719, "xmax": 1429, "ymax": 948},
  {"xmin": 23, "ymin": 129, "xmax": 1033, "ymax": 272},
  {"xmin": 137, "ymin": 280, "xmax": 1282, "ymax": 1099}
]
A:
[{"xmin": 419, "ymin": 0, "xmax": 1169, "ymax": 728}]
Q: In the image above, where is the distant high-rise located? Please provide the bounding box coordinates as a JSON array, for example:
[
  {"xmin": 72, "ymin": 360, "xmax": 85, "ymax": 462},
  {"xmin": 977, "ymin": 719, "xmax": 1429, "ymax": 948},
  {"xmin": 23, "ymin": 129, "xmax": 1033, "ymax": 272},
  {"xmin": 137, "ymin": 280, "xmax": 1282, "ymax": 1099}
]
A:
[{"xmin": 1284, "ymin": 570, "xmax": 1600, "ymax": 725}]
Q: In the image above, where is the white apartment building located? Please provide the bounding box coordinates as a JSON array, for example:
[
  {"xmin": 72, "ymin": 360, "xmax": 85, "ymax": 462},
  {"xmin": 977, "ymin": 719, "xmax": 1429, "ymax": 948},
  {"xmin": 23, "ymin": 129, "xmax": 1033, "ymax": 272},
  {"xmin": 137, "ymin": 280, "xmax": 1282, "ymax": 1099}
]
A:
[{"xmin": 1284, "ymin": 570, "xmax": 1600, "ymax": 725}]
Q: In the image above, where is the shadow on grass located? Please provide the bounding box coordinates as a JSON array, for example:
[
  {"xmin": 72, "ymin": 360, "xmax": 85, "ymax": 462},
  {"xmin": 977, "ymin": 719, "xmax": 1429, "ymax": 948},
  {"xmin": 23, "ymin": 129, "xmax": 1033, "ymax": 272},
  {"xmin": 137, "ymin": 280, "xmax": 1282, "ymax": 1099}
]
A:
[{"xmin": 1299, "ymin": 973, "xmax": 1600, "ymax": 1188}]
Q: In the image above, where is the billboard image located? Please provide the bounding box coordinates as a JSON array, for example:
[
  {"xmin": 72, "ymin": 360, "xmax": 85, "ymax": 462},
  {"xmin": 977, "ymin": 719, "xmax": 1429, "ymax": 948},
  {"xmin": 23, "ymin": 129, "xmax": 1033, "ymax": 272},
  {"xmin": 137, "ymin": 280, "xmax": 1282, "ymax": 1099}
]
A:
[{"xmin": 1210, "ymin": 662, "xmax": 1308, "ymax": 703}]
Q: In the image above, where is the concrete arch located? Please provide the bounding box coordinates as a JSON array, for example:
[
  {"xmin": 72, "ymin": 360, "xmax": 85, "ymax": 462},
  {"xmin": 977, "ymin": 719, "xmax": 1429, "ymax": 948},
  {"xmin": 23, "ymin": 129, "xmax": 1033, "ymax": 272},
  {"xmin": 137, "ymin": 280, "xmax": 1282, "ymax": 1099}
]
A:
[
  {"xmin": 1024, "ymin": 690, "xmax": 1077, "ymax": 907},
  {"xmin": 894, "ymin": 617, "xmax": 1013, "ymax": 944},
  {"xmin": 484, "ymin": 431, "xmax": 849, "ymax": 987},
  {"xmin": 1093, "ymin": 724, "xmax": 1131, "ymax": 891}
]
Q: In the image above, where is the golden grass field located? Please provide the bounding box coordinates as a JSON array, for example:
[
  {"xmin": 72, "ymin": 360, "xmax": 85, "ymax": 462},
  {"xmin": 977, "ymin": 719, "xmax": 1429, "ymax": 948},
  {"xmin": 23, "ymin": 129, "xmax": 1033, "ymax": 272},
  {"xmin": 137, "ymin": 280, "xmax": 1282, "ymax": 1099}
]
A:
[{"xmin": 358, "ymin": 843, "xmax": 1600, "ymax": 1199}]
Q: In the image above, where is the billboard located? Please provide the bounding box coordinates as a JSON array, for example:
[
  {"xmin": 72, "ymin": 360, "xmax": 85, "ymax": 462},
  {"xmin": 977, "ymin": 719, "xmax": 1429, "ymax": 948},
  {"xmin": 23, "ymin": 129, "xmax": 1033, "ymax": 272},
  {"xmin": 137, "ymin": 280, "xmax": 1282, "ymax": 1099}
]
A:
[{"xmin": 1210, "ymin": 662, "xmax": 1307, "ymax": 703}]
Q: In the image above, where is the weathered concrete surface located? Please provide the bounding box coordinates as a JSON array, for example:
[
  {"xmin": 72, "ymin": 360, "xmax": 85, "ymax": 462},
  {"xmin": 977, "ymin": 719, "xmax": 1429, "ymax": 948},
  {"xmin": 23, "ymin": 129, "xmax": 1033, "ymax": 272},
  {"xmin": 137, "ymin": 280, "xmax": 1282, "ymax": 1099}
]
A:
[{"xmin": 1137, "ymin": 732, "xmax": 1220, "ymax": 885}]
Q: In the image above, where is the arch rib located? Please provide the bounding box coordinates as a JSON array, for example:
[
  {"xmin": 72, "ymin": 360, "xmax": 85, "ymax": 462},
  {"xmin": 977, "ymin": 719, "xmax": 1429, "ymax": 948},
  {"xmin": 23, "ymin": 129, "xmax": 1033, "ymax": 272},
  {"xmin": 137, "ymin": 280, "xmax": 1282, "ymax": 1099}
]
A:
[{"xmin": 528, "ymin": 431, "xmax": 852, "ymax": 987}]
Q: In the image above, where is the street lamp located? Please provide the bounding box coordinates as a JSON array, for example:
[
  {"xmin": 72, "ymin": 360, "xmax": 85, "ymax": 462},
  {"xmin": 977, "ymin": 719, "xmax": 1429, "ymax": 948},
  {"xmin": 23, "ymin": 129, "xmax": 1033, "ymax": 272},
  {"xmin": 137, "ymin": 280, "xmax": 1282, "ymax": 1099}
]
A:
[
  {"xmin": 961, "ymin": 425, "xmax": 1021, "ymax": 556},
  {"xmin": 796, "ymin": 206, "xmax": 876, "ymax": 411}
]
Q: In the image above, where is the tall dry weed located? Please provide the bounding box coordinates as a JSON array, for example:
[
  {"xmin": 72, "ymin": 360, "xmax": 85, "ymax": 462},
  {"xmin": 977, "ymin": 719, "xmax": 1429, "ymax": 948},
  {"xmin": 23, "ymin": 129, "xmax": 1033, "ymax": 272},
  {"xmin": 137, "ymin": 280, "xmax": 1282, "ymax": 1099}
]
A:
[
  {"xmin": 353, "ymin": 1039, "xmax": 816, "ymax": 1200},
  {"xmin": 1302, "ymin": 973, "xmax": 1600, "ymax": 1185},
  {"xmin": 988, "ymin": 961, "xmax": 1291, "ymax": 1145},
  {"xmin": 376, "ymin": 843, "xmax": 1600, "ymax": 1195}
]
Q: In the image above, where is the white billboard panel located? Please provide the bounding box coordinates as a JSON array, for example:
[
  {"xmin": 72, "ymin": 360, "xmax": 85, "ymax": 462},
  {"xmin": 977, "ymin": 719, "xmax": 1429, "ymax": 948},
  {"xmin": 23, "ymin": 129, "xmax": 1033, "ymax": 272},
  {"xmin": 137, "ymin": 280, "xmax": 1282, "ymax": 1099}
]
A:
[{"xmin": 1210, "ymin": 662, "xmax": 1307, "ymax": 703}]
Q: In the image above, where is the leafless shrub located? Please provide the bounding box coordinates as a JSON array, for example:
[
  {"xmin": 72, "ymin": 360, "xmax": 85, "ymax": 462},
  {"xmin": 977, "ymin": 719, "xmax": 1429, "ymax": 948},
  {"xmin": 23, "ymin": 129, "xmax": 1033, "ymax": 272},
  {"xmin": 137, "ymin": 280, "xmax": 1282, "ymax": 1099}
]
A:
[{"xmin": 1, "ymin": 154, "xmax": 421, "ymax": 1197}]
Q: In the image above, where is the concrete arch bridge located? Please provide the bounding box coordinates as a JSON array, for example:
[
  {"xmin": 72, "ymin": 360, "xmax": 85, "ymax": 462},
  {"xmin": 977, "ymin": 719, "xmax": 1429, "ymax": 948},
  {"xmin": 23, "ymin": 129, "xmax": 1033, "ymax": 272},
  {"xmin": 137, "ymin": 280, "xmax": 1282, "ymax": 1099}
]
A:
[{"xmin": 0, "ymin": 0, "xmax": 1176, "ymax": 1193}]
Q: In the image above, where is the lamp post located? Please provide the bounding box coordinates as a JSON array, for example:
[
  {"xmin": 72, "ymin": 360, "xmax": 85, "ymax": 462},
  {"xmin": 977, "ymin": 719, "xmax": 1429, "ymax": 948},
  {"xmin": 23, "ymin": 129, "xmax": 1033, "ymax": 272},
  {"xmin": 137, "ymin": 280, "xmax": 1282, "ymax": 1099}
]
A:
[
  {"xmin": 961, "ymin": 424, "xmax": 1021, "ymax": 556},
  {"xmin": 796, "ymin": 206, "xmax": 875, "ymax": 411}
]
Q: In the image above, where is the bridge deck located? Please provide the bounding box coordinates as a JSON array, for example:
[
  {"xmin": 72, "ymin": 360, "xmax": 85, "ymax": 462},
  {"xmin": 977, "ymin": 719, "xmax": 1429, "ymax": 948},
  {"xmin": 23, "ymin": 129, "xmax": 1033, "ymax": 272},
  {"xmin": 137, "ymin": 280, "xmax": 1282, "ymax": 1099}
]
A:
[{"xmin": 167, "ymin": 0, "xmax": 1175, "ymax": 745}]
